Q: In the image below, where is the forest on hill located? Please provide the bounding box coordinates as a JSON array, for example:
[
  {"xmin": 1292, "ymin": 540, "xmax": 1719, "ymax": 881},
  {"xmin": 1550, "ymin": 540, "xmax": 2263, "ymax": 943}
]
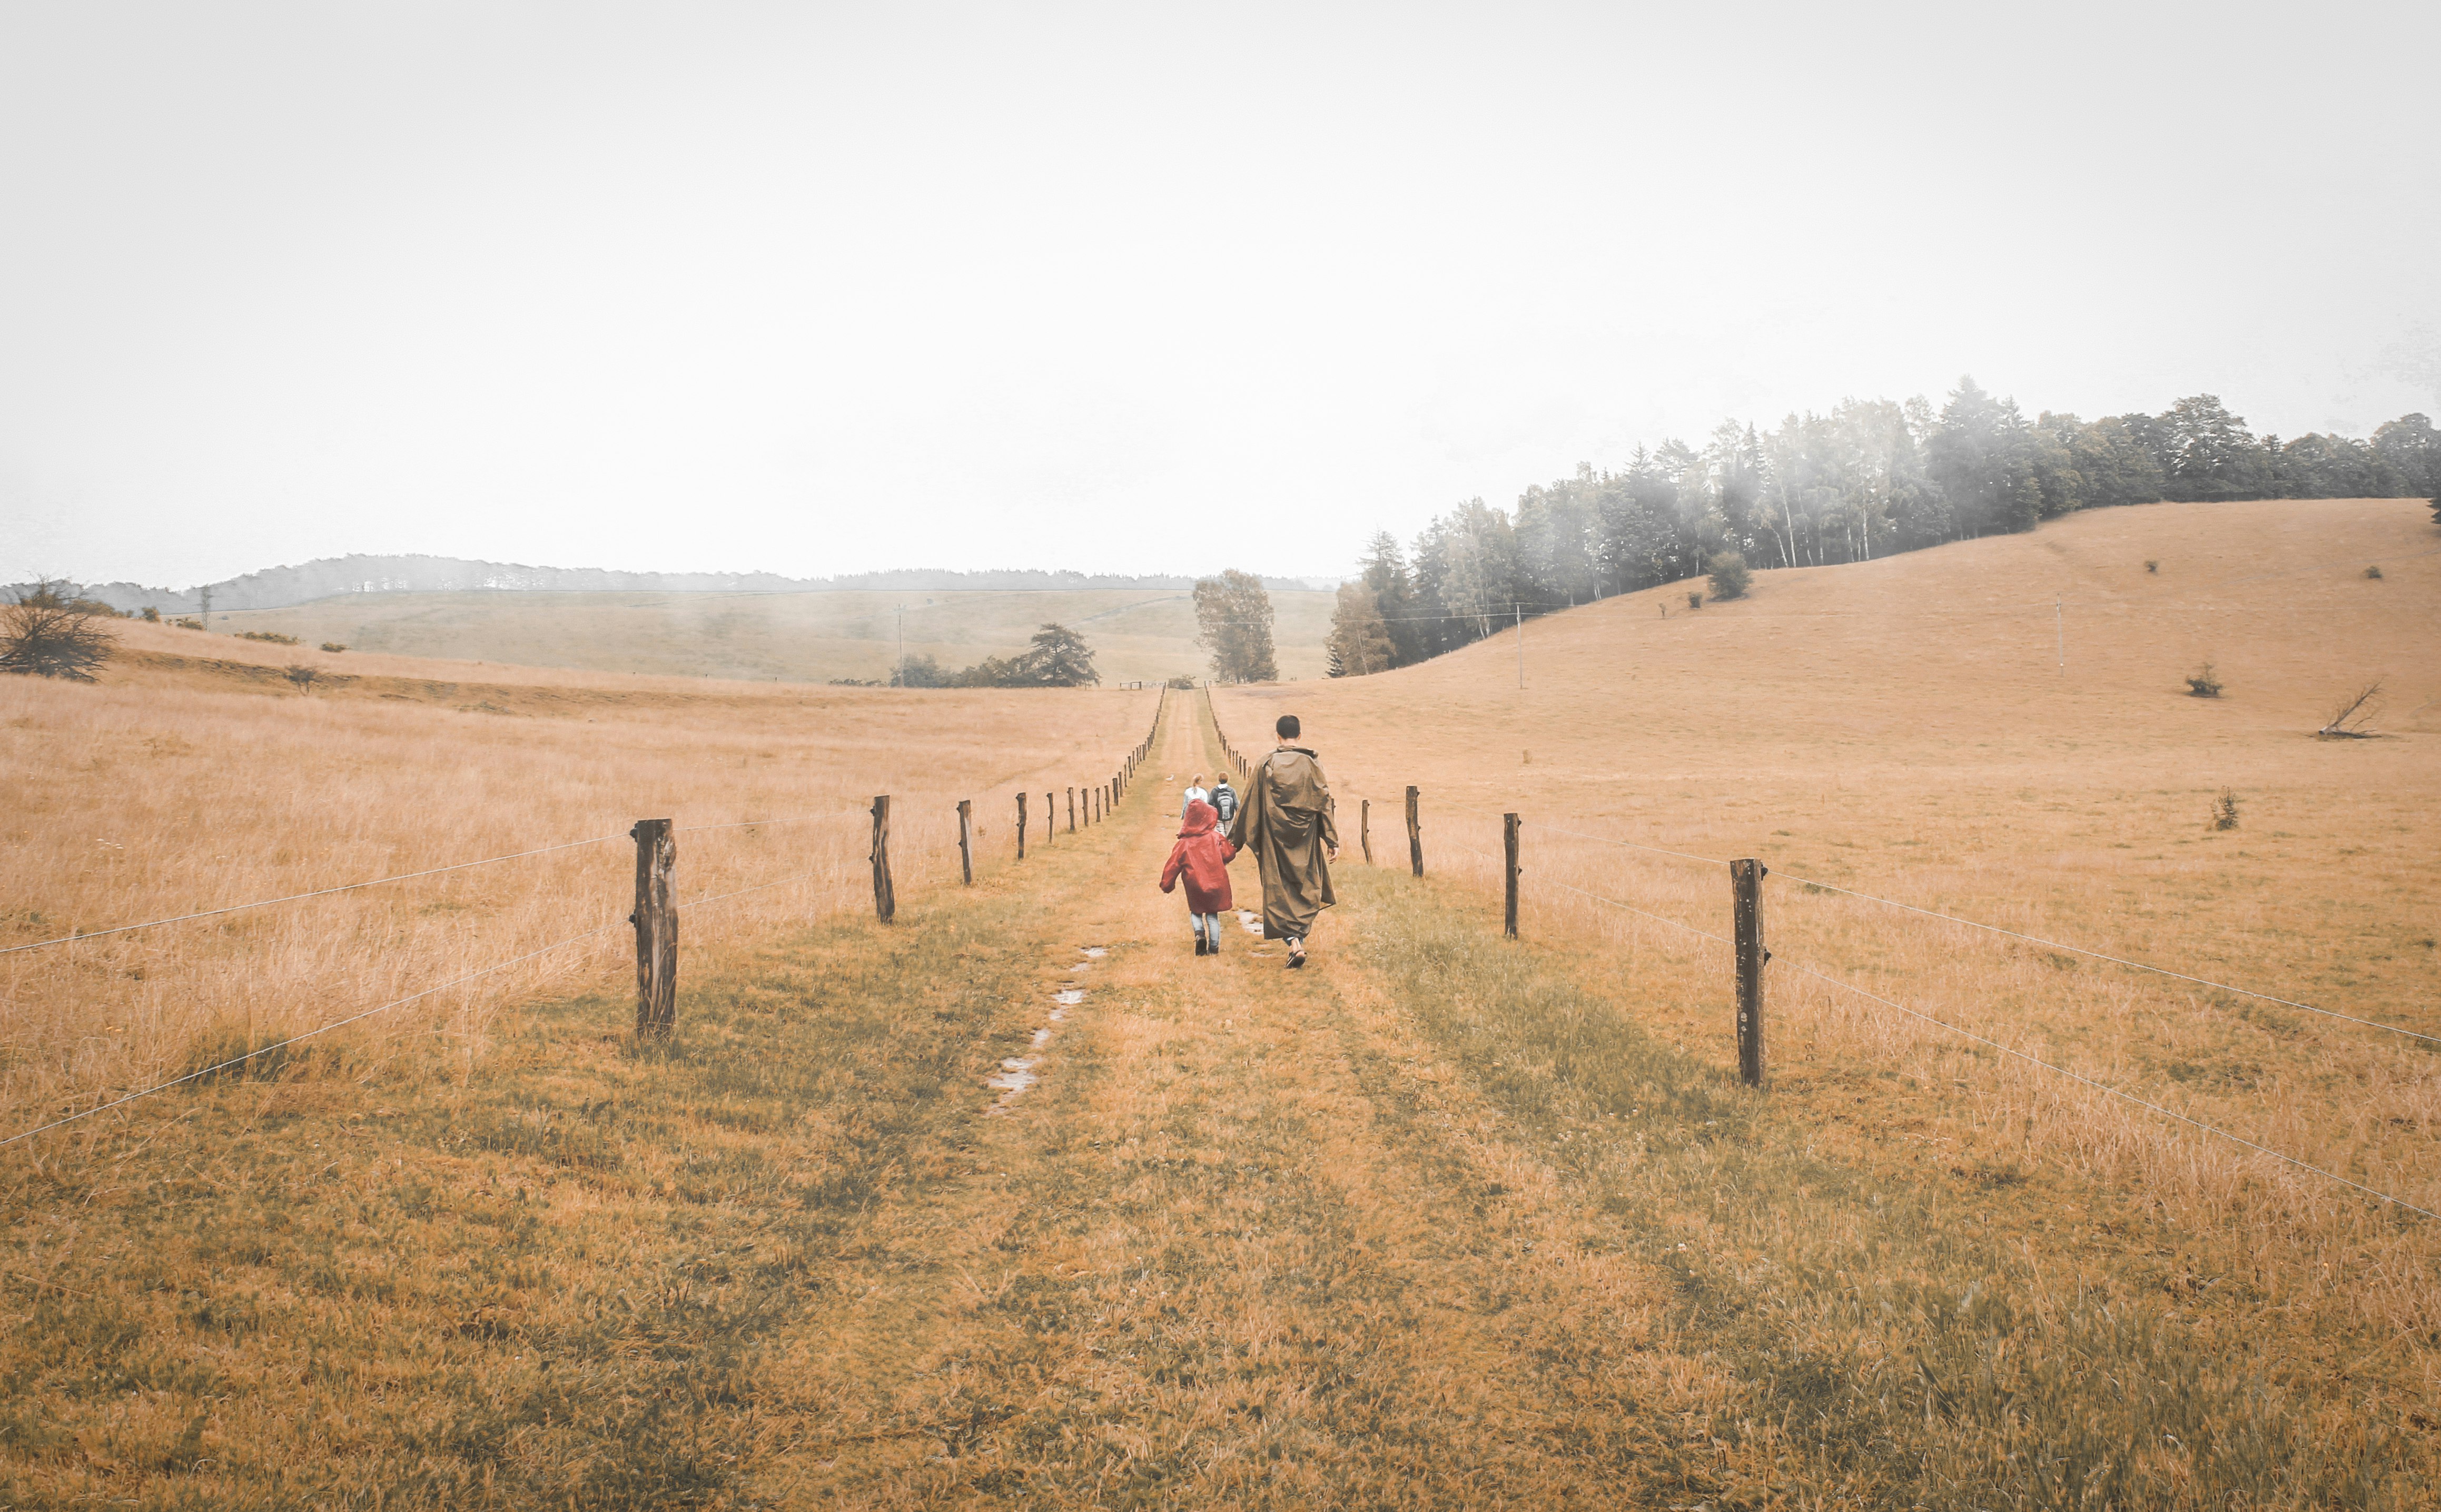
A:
[{"xmin": 1325, "ymin": 382, "xmax": 2441, "ymax": 674}]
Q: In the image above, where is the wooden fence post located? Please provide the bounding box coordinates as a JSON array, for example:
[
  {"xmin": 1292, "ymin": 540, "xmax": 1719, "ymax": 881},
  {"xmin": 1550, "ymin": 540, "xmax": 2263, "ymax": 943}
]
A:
[
  {"xmin": 1406, "ymin": 786, "xmax": 1424, "ymax": 877},
  {"xmin": 1360, "ymin": 798, "xmax": 1372, "ymax": 865},
  {"xmin": 1045, "ymin": 793, "xmax": 1053, "ymax": 840},
  {"xmin": 1067, "ymin": 787, "xmax": 1075, "ymax": 833},
  {"xmin": 957, "ymin": 799, "xmax": 974, "ymax": 885},
  {"xmin": 1503, "ymin": 813, "xmax": 1520, "ymax": 938},
  {"xmin": 1732, "ymin": 859, "xmax": 1767, "ymax": 1088},
  {"xmin": 1016, "ymin": 791, "xmax": 1027, "ymax": 859},
  {"xmin": 869, "ymin": 796, "xmax": 895, "ymax": 923},
  {"xmin": 630, "ymin": 818, "xmax": 676, "ymax": 1037}
]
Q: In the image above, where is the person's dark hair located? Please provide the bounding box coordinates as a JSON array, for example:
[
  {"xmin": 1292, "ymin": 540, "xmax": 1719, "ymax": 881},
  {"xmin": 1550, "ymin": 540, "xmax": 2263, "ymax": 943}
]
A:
[{"xmin": 1276, "ymin": 714, "xmax": 1300, "ymax": 739}]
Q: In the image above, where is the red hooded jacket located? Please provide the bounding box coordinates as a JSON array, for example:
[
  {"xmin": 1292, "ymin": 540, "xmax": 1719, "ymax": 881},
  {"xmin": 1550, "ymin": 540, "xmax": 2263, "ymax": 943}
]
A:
[{"xmin": 1160, "ymin": 800, "xmax": 1237, "ymax": 912}]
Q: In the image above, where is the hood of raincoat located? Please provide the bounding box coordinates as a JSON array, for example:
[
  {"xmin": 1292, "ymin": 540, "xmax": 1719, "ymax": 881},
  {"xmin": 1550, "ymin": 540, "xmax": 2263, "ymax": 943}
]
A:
[{"xmin": 1178, "ymin": 799, "xmax": 1218, "ymax": 837}]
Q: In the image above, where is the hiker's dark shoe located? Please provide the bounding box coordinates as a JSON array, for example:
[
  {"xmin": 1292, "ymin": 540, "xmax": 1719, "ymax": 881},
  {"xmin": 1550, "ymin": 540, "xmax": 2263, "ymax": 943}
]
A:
[
  {"xmin": 1286, "ymin": 949, "xmax": 1306, "ymax": 970},
  {"xmin": 1194, "ymin": 937, "xmax": 1208, "ymax": 956}
]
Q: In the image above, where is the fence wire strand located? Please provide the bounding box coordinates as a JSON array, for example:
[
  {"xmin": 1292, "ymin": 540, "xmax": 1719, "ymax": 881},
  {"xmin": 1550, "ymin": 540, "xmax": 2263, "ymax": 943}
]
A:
[
  {"xmin": 1546, "ymin": 878, "xmax": 1733, "ymax": 946},
  {"xmin": 0, "ymin": 921, "xmax": 624, "ymax": 1150},
  {"xmin": 1768, "ymin": 869, "xmax": 2439, "ymax": 1045},
  {"xmin": 1778, "ymin": 955, "xmax": 2437, "ymax": 1221},
  {"xmin": 1, "ymin": 833, "xmax": 628, "ymax": 957}
]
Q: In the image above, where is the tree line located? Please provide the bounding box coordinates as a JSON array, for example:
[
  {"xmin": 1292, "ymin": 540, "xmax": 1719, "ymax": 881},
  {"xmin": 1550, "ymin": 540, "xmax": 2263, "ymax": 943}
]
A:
[{"xmin": 1325, "ymin": 381, "xmax": 2441, "ymax": 675}]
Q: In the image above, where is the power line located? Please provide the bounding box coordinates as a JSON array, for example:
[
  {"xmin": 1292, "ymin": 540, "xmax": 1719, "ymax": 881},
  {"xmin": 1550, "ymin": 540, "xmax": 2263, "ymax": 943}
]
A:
[{"xmin": 1, "ymin": 833, "xmax": 627, "ymax": 957}]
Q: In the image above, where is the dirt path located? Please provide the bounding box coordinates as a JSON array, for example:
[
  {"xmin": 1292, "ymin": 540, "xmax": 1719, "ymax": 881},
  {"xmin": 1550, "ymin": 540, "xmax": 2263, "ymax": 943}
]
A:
[{"xmin": 755, "ymin": 701, "xmax": 1703, "ymax": 1508}]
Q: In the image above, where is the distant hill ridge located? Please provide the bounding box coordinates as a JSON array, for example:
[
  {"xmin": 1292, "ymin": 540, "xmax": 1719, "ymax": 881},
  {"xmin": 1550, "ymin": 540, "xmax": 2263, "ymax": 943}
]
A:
[{"xmin": 33, "ymin": 554, "xmax": 1337, "ymax": 614}]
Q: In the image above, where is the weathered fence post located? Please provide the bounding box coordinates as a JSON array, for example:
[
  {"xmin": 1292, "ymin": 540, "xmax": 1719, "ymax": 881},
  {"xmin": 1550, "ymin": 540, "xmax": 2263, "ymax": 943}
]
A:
[
  {"xmin": 1406, "ymin": 786, "xmax": 1424, "ymax": 877},
  {"xmin": 1067, "ymin": 787, "xmax": 1075, "ymax": 833},
  {"xmin": 957, "ymin": 799, "xmax": 973, "ymax": 885},
  {"xmin": 1016, "ymin": 791, "xmax": 1028, "ymax": 859},
  {"xmin": 869, "ymin": 796, "xmax": 895, "ymax": 922},
  {"xmin": 1504, "ymin": 813, "xmax": 1520, "ymax": 938},
  {"xmin": 1360, "ymin": 798, "xmax": 1373, "ymax": 865},
  {"xmin": 1732, "ymin": 858, "xmax": 1767, "ymax": 1088},
  {"xmin": 631, "ymin": 818, "xmax": 676, "ymax": 1037}
]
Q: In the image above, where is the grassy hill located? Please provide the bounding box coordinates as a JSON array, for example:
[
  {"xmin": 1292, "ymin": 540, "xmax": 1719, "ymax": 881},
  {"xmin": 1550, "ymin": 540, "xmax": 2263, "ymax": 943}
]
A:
[
  {"xmin": 1217, "ymin": 495, "xmax": 2441, "ymax": 1484},
  {"xmin": 205, "ymin": 587, "xmax": 1337, "ymax": 685}
]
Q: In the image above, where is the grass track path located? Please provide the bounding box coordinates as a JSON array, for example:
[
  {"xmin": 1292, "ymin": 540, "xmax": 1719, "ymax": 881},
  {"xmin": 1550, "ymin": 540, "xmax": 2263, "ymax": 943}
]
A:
[{"xmin": 765, "ymin": 700, "xmax": 1695, "ymax": 1507}]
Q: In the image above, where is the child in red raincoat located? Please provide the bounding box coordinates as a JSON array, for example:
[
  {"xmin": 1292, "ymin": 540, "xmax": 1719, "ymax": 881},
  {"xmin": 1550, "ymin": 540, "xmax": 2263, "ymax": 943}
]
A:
[{"xmin": 1160, "ymin": 798, "xmax": 1238, "ymax": 956}]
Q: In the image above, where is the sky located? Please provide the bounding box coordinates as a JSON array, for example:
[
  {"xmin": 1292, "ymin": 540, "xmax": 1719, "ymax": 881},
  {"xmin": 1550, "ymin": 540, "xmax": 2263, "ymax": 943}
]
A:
[{"xmin": 3, "ymin": 0, "xmax": 2437, "ymax": 589}]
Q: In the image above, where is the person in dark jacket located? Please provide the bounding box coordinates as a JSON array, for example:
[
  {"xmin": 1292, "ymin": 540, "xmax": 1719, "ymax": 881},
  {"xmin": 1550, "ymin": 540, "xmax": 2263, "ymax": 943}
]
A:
[
  {"xmin": 1159, "ymin": 799, "xmax": 1238, "ymax": 956},
  {"xmin": 1233, "ymin": 714, "xmax": 1337, "ymax": 969},
  {"xmin": 1210, "ymin": 773, "xmax": 1238, "ymax": 832}
]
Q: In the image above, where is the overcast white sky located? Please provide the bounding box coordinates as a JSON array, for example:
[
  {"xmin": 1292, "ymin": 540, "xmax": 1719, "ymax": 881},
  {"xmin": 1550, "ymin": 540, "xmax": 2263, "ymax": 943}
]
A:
[{"xmin": 4, "ymin": 1, "xmax": 2436, "ymax": 588}]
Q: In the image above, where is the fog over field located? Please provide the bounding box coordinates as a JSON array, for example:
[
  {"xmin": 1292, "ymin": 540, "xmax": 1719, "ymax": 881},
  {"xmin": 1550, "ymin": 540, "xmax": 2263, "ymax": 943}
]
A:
[{"xmin": 3, "ymin": 2, "xmax": 2436, "ymax": 588}]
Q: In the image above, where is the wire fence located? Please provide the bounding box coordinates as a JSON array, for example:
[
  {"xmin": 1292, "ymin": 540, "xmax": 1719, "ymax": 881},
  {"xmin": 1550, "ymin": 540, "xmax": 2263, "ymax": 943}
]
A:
[
  {"xmin": 1200, "ymin": 688, "xmax": 2438, "ymax": 1224},
  {"xmin": 3, "ymin": 688, "xmax": 1171, "ymax": 1150}
]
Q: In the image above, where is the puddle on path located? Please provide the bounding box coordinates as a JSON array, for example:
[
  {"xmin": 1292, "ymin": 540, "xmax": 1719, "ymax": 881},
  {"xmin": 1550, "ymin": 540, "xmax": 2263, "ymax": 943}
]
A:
[
  {"xmin": 1081, "ymin": 946, "xmax": 1108, "ymax": 958},
  {"xmin": 989, "ymin": 979, "xmax": 1088, "ymax": 1110},
  {"xmin": 1236, "ymin": 910, "xmax": 1264, "ymax": 935}
]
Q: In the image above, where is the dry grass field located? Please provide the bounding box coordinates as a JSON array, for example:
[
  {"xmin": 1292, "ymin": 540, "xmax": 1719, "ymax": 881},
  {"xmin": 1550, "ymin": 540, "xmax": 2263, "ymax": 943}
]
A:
[
  {"xmin": 1217, "ymin": 495, "xmax": 2441, "ymax": 1495},
  {"xmin": 4, "ymin": 497, "xmax": 2436, "ymax": 1508},
  {"xmin": 202, "ymin": 586, "xmax": 1338, "ymax": 686},
  {"xmin": 2, "ymin": 619, "xmax": 1160, "ymax": 1125}
]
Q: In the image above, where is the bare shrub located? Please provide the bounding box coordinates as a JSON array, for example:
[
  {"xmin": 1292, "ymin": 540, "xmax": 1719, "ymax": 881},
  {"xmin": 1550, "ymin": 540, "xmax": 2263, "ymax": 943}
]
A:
[
  {"xmin": 320, "ymin": 641, "xmax": 347, "ymax": 653},
  {"xmin": 2212, "ymin": 789, "xmax": 2240, "ymax": 830},
  {"xmin": 2365, "ymin": 564, "xmax": 2384, "ymax": 580},
  {"xmin": 2318, "ymin": 680, "xmax": 2384, "ymax": 738},
  {"xmin": 284, "ymin": 663, "xmax": 321, "ymax": 690},
  {"xmin": 1, "ymin": 579, "xmax": 117, "ymax": 682},
  {"xmin": 1686, "ymin": 589, "xmax": 1704, "ymax": 610},
  {"xmin": 2185, "ymin": 660, "xmax": 2222, "ymax": 697}
]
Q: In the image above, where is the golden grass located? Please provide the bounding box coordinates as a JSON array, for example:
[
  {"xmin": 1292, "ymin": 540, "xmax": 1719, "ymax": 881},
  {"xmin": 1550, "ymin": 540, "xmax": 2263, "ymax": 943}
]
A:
[
  {"xmin": 197, "ymin": 584, "xmax": 1341, "ymax": 686},
  {"xmin": 1216, "ymin": 498, "xmax": 2441, "ymax": 1443},
  {"xmin": 0, "ymin": 667, "xmax": 2429, "ymax": 1506},
  {"xmin": 2, "ymin": 631, "xmax": 1160, "ymax": 1128}
]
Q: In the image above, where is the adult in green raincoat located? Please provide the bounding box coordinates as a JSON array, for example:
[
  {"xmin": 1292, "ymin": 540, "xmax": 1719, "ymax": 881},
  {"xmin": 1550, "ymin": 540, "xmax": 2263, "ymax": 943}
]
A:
[{"xmin": 1228, "ymin": 713, "xmax": 1339, "ymax": 968}]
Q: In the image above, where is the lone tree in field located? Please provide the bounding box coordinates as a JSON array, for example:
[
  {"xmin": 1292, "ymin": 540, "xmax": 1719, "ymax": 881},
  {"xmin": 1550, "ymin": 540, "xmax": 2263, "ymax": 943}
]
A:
[
  {"xmin": 1019, "ymin": 622, "xmax": 1099, "ymax": 686},
  {"xmin": 1707, "ymin": 551, "xmax": 1752, "ymax": 601},
  {"xmin": 1325, "ymin": 582, "xmax": 1393, "ymax": 677},
  {"xmin": 1, "ymin": 579, "xmax": 117, "ymax": 682},
  {"xmin": 1194, "ymin": 570, "xmax": 1277, "ymax": 683}
]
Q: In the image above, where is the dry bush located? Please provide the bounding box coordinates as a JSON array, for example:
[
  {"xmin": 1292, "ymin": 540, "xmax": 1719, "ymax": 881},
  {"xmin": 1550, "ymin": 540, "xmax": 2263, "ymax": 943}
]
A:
[
  {"xmin": 0, "ymin": 579, "xmax": 116, "ymax": 681},
  {"xmin": 2320, "ymin": 679, "xmax": 2384, "ymax": 737}
]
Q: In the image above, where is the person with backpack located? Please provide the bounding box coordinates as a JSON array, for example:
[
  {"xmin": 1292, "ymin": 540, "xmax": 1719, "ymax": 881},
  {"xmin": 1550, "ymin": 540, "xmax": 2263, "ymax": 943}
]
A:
[{"xmin": 1210, "ymin": 772, "xmax": 1238, "ymax": 834}]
